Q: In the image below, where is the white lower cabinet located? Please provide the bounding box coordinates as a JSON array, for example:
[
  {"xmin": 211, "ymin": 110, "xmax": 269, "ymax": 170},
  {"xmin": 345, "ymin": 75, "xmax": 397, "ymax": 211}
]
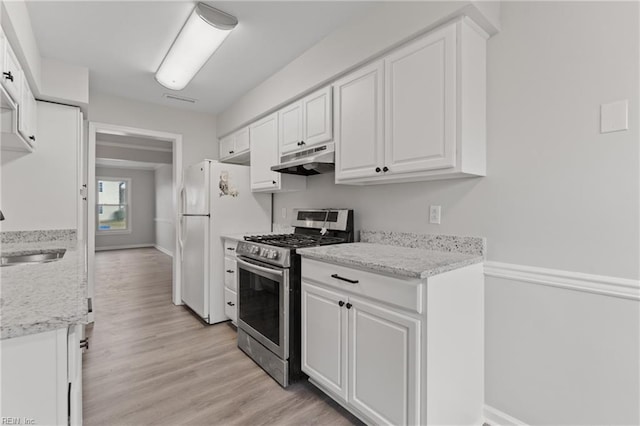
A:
[
  {"xmin": 302, "ymin": 281, "xmax": 419, "ymax": 425},
  {"xmin": 223, "ymin": 238, "xmax": 239, "ymax": 324},
  {"xmin": 302, "ymin": 257, "xmax": 484, "ymax": 425},
  {"xmin": 348, "ymin": 297, "xmax": 420, "ymax": 425},
  {"xmin": 0, "ymin": 324, "xmax": 83, "ymax": 425}
]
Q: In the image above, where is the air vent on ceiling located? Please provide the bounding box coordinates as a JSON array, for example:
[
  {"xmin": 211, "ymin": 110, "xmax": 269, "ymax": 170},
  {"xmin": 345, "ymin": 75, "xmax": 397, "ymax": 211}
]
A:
[{"xmin": 163, "ymin": 93, "xmax": 197, "ymax": 104}]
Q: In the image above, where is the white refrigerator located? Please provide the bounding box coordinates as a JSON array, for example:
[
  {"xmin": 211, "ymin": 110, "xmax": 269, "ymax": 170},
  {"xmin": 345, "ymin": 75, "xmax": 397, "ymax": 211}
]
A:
[{"xmin": 180, "ymin": 160, "xmax": 271, "ymax": 324}]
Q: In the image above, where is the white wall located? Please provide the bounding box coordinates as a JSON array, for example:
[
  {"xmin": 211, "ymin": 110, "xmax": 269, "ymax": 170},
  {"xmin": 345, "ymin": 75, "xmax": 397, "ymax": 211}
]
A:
[
  {"xmin": 1, "ymin": 102, "xmax": 80, "ymax": 231},
  {"xmin": 95, "ymin": 167, "xmax": 155, "ymax": 249},
  {"xmin": 220, "ymin": 1, "xmax": 639, "ymax": 424},
  {"xmin": 216, "ymin": 1, "xmax": 500, "ymax": 136},
  {"xmin": 154, "ymin": 164, "xmax": 174, "ymax": 256},
  {"xmin": 88, "ymin": 91, "xmax": 217, "ymax": 169},
  {"xmin": 96, "ymin": 145, "xmax": 172, "ymax": 164}
]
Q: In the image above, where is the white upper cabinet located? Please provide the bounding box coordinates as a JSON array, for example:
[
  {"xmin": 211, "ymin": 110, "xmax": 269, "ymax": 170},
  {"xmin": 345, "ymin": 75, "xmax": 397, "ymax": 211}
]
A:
[
  {"xmin": 335, "ymin": 18, "xmax": 488, "ymax": 185},
  {"xmin": 19, "ymin": 75, "xmax": 37, "ymax": 147},
  {"xmin": 334, "ymin": 61, "xmax": 385, "ymax": 181},
  {"xmin": 384, "ymin": 23, "xmax": 456, "ymax": 174},
  {"xmin": 279, "ymin": 101, "xmax": 303, "ymax": 155},
  {"xmin": 2, "ymin": 33, "xmax": 22, "ymax": 104},
  {"xmin": 279, "ymin": 86, "xmax": 333, "ymax": 156},
  {"xmin": 219, "ymin": 126, "xmax": 250, "ymax": 164},
  {"xmin": 301, "ymin": 86, "xmax": 332, "ymax": 147},
  {"xmin": 250, "ymin": 113, "xmax": 306, "ymax": 193}
]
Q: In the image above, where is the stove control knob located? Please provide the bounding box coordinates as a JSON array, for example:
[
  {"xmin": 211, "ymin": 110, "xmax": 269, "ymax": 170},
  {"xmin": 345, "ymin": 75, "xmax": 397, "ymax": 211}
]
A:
[
  {"xmin": 251, "ymin": 246, "xmax": 259, "ymax": 254},
  {"xmin": 268, "ymin": 250, "xmax": 278, "ymax": 260},
  {"xmin": 260, "ymin": 248, "xmax": 267, "ymax": 257}
]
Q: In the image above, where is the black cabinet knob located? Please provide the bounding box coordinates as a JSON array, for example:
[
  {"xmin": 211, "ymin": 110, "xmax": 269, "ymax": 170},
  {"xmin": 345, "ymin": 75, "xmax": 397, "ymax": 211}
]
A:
[
  {"xmin": 227, "ymin": 301, "xmax": 235, "ymax": 307},
  {"xmin": 29, "ymin": 135, "xmax": 35, "ymax": 141},
  {"xmin": 272, "ymin": 180, "xmax": 276, "ymax": 185},
  {"xmin": 300, "ymin": 141, "xmax": 305, "ymax": 146},
  {"xmin": 226, "ymin": 269, "xmax": 234, "ymax": 273},
  {"xmin": 375, "ymin": 167, "xmax": 381, "ymax": 173},
  {"xmin": 345, "ymin": 303, "xmax": 352, "ymax": 309},
  {"xmin": 229, "ymin": 150, "xmax": 234, "ymax": 154},
  {"xmin": 3, "ymin": 71, "xmax": 13, "ymax": 82},
  {"xmin": 383, "ymin": 166, "xmax": 389, "ymax": 172},
  {"xmin": 338, "ymin": 300, "xmax": 345, "ymax": 307}
]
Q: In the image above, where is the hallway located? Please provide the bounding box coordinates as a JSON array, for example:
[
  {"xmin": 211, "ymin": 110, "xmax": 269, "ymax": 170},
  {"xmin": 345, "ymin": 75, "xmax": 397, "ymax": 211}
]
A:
[{"xmin": 83, "ymin": 248, "xmax": 359, "ymax": 425}]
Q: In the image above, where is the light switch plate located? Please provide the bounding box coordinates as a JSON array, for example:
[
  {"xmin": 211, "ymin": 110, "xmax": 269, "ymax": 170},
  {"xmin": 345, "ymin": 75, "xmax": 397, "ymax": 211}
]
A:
[
  {"xmin": 601, "ymin": 100, "xmax": 628, "ymax": 133},
  {"xmin": 429, "ymin": 205, "xmax": 441, "ymax": 224}
]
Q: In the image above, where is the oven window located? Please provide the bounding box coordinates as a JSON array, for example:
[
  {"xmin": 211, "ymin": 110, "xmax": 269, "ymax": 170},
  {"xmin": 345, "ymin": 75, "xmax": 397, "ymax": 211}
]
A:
[{"xmin": 239, "ymin": 268, "xmax": 280, "ymax": 346}]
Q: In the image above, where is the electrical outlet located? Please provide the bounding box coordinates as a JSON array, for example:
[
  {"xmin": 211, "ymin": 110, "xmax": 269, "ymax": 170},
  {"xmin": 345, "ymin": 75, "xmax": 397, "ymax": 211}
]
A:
[
  {"xmin": 429, "ymin": 205, "xmax": 441, "ymax": 224},
  {"xmin": 281, "ymin": 208, "xmax": 287, "ymax": 219}
]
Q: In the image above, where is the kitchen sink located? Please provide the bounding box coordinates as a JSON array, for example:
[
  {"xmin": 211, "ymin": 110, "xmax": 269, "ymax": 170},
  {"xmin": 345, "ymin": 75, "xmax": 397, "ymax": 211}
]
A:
[{"xmin": 1, "ymin": 249, "xmax": 67, "ymax": 267}]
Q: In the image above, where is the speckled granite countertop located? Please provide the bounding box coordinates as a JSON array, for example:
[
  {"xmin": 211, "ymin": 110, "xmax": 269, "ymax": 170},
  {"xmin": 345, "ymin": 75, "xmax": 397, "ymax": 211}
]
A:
[
  {"xmin": 298, "ymin": 231, "xmax": 485, "ymax": 279},
  {"xmin": 1, "ymin": 230, "xmax": 88, "ymax": 340}
]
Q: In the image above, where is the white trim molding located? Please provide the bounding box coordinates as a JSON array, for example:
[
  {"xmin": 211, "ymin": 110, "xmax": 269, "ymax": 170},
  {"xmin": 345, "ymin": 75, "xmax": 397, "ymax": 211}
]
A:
[
  {"xmin": 484, "ymin": 261, "xmax": 640, "ymax": 301},
  {"xmin": 154, "ymin": 245, "xmax": 174, "ymax": 258},
  {"xmin": 95, "ymin": 244, "xmax": 154, "ymax": 251},
  {"xmin": 484, "ymin": 404, "xmax": 528, "ymax": 426}
]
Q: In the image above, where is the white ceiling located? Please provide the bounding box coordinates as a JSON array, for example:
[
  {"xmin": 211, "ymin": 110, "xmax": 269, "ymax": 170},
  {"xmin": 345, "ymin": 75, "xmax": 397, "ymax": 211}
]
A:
[{"xmin": 26, "ymin": 1, "xmax": 374, "ymax": 115}]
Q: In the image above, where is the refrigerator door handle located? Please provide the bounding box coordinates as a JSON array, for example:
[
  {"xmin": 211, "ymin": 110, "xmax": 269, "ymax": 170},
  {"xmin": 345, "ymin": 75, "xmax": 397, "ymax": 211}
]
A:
[{"xmin": 178, "ymin": 186, "xmax": 186, "ymax": 255}]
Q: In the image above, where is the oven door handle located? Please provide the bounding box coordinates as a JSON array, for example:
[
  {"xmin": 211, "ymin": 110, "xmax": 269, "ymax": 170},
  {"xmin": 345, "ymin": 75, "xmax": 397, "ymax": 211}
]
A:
[{"xmin": 237, "ymin": 257, "xmax": 284, "ymax": 281}]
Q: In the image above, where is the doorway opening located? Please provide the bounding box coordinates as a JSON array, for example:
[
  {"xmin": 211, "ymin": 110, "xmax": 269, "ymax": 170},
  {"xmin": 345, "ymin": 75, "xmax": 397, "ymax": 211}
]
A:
[{"xmin": 87, "ymin": 122, "xmax": 183, "ymax": 322}]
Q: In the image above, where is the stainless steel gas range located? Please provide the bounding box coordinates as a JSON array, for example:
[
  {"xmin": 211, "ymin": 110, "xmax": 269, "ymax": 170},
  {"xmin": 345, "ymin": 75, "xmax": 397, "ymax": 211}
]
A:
[{"xmin": 236, "ymin": 208, "xmax": 354, "ymax": 387}]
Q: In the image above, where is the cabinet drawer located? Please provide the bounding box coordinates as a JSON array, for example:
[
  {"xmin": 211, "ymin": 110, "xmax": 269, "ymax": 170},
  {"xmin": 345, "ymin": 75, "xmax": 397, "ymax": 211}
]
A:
[
  {"xmin": 224, "ymin": 257, "xmax": 237, "ymax": 291},
  {"xmin": 224, "ymin": 288, "xmax": 237, "ymax": 323},
  {"xmin": 302, "ymin": 258, "xmax": 423, "ymax": 314},
  {"xmin": 224, "ymin": 239, "xmax": 238, "ymax": 257}
]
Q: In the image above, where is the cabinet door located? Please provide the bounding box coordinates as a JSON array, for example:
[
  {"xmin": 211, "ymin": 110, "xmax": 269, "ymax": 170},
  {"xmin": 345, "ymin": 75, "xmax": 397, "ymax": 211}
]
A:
[
  {"xmin": 219, "ymin": 134, "xmax": 235, "ymax": 159},
  {"xmin": 235, "ymin": 126, "xmax": 250, "ymax": 153},
  {"xmin": 302, "ymin": 86, "xmax": 332, "ymax": 147},
  {"xmin": 0, "ymin": 329, "xmax": 68, "ymax": 425},
  {"xmin": 302, "ymin": 281, "xmax": 348, "ymax": 400},
  {"xmin": 18, "ymin": 77, "xmax": 34, "ymax": 145},
  {"xmin": 67, "ymin": 325, "xmax": 83, "ymax": 426},
  {"xmin": 279, "ymin": 101, "xmax": 302, "ymax": 155},
  {"xmin": 28, "ymin": 90, "xmax": 37, "ymax": 145},
  {"xmin": 2, "ymin": 40, "xmax": 22, "ymax": 103},
  {"xmin": 348, "ymin": 296, "xmax": 421, "ymax": 426},
  {"xmin": 250, "ymin": 113, "xmax": 280, "ymax": 191},
  {"xmin": 384, "ymin": 24, "xmax": 456, "ymax": 174},
  {"xmin": 224, "ymin": 257, "xmax": 237, "ymax": 291},
  {"xmin": 224, "ymin": 287, "xmax": 237, "ymax": 324},
  {"xmin": 334, "ymin": 61, "xmax": 385, "ymax": 182}
]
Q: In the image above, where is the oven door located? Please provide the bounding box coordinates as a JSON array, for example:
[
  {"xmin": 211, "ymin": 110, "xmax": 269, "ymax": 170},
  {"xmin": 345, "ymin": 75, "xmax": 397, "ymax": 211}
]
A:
[{"xmin": 237, "ymin": 256, "xmax": 289, "ymax": 360}]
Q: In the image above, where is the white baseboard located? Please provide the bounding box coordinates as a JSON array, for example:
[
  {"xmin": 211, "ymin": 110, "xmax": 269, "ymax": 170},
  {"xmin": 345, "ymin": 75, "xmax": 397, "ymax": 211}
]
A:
[
  {"xmin": 95, "ymin": 244, "xmax": 154, "ymax": 252},
  {"xmin": 484, "ymin": 261, "xmax": 640, "ymax": 301},
  {"xmin": 154, "ymin": 245, "xmax": 173, "ymax": 257},
  {"xmin": 484, "ymin": 405, "xmax": 528, "ymax": 426}
]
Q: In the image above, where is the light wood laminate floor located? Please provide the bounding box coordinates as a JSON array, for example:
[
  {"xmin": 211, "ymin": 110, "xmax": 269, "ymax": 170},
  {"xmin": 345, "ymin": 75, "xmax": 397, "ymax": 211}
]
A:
[{"xmin": 84, "ymin": 248, "xmax": 360, "ymax": 426}]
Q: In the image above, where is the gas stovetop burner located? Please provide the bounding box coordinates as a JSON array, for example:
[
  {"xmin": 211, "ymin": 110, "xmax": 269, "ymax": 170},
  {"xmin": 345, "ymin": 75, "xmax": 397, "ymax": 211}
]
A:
[{"xmin": 243, "ymin": 233, "xmax": 345, "ymax": 249}]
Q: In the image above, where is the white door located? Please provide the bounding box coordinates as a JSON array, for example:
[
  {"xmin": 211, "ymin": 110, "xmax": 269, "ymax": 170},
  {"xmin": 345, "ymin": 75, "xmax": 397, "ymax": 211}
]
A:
[
  {"xmin": 250, "ymin": 113, "xmax": 280, "ymax": 191},
  {"xmin": 302, "ymin": 86, "xmax": 332, "ymax": 147},
  {"xmin": 181, "ymin": 215, "xmax": 209, "ymax": 319},
  {"xmin": 384, "ymin": 24, "xmax": 457, "ymax": 175},
  {"xmin": 334, "ymin": 61, "xmax": 385, "ymax": 182},
  {"xmin": 279, "ymin": 101, "xmax": 302, "ymax": 155},
  {"xmin": 348, "ymin": 296, "xmax": 421, "ymax": 426},
  {"xmin": 301, "ymin": 282, "xmax": 348, "ymax": 400},
  {"xmin": 183, "ymin": 161, "xmax": 209, "ymax": 214}
]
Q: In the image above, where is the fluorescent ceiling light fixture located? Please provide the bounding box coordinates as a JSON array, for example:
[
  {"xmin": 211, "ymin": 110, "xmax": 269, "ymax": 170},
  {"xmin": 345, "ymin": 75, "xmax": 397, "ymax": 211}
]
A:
[{"xmin": 155, "ymin": 3, "xmax": 237, "ymax": 91}]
